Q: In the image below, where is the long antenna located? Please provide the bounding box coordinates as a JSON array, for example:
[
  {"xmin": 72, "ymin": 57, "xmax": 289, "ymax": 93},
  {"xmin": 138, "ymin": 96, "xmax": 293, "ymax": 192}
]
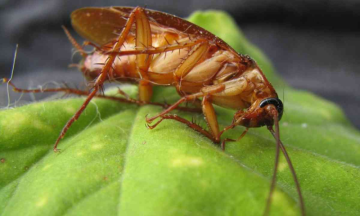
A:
[
  {"xmin": 269, "ymin": 119, "xmax": 306, "ymax": 216},
  {"xmin": 61, "ymin": 25, "xmax": 87, "ymax": 57},
  {"xmin": 264, "ymin": 120, "xmax": 280, "ymax": 215}
]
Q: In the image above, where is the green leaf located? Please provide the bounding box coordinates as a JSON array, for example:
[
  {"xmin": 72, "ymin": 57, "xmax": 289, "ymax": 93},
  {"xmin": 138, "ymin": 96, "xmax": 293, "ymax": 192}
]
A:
[{"xmin": 1, "ymin": 10, "xmax": 360, "ymax": 216}]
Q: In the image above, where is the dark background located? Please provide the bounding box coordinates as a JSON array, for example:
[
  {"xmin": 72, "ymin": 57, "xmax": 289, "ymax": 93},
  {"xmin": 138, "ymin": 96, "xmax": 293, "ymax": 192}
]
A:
[{"xmin": 0, "ymin": 0, "xmax": 359, "ymax": 129}]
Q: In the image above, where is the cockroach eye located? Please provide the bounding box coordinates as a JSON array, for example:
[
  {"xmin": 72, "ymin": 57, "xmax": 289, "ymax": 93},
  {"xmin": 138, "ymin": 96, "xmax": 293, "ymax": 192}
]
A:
[{"xmin": 259, "ymin": 98, "xmax": 284, "ymax": 120}]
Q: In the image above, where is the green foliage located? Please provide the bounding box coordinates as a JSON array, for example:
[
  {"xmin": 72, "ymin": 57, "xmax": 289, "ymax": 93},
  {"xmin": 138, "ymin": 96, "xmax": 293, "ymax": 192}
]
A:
[{"xmin": 1, "ymin": 11, "xmax": 359, "ymax": 216}]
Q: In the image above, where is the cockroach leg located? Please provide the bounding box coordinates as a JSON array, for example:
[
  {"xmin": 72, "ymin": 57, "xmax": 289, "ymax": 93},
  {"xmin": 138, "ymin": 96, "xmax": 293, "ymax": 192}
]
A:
[
  {"xmin": 146, "ymin": 114, "xmax": 217, "ymax": 143},
  {"xmin": 147, "ymin": 87, "xmax": 227, "ymax": 146},
  {"xmin": 145, "ymin": 92, "xmax": 202, "ymax": 123},
  {"xmin": 134, "ymin": 8, "xmax": 153, "ymax": 103},
  {"xmin": 2, "ymin": 78, "xmax": 202, "ymax": 113},
  {"xmin": 53, "ymin": 86, "xmax": 99, "ymax": 152},
  {"xmin": 156, "ymin": 115, "xmax": 217, "ymax": 143},
  {"xmin": 4, "ymin": 79, "xmax": 82, "ymax": 95},
  {"xmin": 201, "ymin": 95, "xmax": 220, "ymax": 143},
  {"xmin": 220, "ymin": 127, "xmax": 249, "ymax": 150},
  {"xmin": 52, "ymin": 7, "xmax": 141, "ymax": 152},
  {"xmin": 145, "ymin": 114, "xmax": 164, "ymax": 129}
]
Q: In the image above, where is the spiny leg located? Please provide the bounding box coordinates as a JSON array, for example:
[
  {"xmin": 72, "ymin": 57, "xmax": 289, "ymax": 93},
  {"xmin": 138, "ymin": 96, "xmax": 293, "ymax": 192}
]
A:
[
  {"xmin": 53, "ymin": 86, "xmax": 99, "ymax": 151},
  {"xmin": 2, "ymin": 79, "xmax": 202, "ymax": 113},
  {"xmin": 52, "ymin": 7, "xmax": 141, "ymax": 152},
  {"xmin": 147, "ymin": 94, "xmax": 238, "ymax": 148},
  {"xmin": 153, "ymin": 115, "xmax": 249, "ymax": 149},
  {"xmin": 147, "ymin": 114, "xmax": 217, "ymax": 143},
  {"xmin": 146, "ymin": 92, "xmax": 202, "ymax": 123},
  {"xmin": 219, "ymin": 126, "xmax": 249, "ymax": 150},
  {"xmin": 145, "ymin": 39, "xmax": 214, "ymax": 139},
  {"xmin": 146, "ymin": 88, "xmax": 227, "ymax": 147}
]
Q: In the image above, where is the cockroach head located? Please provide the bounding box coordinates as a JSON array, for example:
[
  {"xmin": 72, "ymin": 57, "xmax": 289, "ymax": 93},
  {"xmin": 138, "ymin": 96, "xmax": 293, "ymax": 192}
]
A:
[
  {"xmin": 234, "ymin": 97, "xmax": 283, "ymax": 128},
  {"xmin": 259, "ymin": 98, "xmax": 283, "ymax": 121}
]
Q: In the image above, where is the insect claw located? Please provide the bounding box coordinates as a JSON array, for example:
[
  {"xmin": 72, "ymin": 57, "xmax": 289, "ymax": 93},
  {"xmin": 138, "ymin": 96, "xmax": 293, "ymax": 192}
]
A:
[
  {"xmin": 146, "ymin": 117, "xmax": 164, "ymax": 129},
  {"xmin": 145, "ymin": 114, "xmax": 152, "ymax": 123},
  {"xmin": 145, "ymin": 122, "xmax": 157, "ymax": 129}
]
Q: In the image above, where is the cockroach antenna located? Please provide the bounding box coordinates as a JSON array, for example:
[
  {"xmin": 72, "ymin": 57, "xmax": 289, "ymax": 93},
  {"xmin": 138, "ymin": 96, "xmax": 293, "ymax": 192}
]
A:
[
  {"xmin": 62, "ymin": 25, "xmax": 87, "ymax": 57},
  {"xmin": 264, "ymin": 109, "xmax": 305, "ymax": 216}
]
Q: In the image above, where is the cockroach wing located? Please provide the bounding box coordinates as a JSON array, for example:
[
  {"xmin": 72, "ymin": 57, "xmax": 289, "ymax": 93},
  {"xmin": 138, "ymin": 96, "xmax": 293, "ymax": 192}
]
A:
[
  {"xmin": 71, "ymin": 7, "xmax": 237, "ymax": 54},
  {"xmin": 71, "ymin": 8, "xmax": 129, "ymax": 46},
  {"xmin": 112, "ymin": 7, "xmax": 235, "ymax": 53},
  {"xmin": 70, "ymin": 7, "xmax": 182, "ymax": 46}
]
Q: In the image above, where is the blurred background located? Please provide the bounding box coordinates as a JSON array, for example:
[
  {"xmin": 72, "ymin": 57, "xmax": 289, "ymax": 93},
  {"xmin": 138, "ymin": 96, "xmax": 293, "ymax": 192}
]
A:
[{"xmin": 0, "ymin": 0, "xmax": 359, "ymax": 129}]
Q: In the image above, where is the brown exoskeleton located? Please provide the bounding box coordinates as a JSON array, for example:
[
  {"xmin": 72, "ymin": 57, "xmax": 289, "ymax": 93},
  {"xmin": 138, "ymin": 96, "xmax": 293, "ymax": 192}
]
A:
[{"xmin": 3, "ymin": 6, "xmax": 305, "ymax": 215}]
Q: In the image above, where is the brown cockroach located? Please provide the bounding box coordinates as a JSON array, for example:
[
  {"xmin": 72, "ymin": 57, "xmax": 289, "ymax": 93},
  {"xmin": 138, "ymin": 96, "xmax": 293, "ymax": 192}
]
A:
[{"xmin": 3, "ymin": 6, "xmax": 305, "ymax": 215}]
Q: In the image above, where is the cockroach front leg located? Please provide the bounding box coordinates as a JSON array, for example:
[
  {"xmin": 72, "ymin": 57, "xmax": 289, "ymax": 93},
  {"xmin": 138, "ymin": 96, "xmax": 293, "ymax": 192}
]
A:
[
  {"xmin": 201, "ymin": 95, "xmax": 221, "ymax": 143},
  {"xmin": 147, "ymin": 86, "xmax": 226, "ymax": 147},
  {"xmin": 146, "ymin": 94, "xmax": 223, "ymax": 148},
  {"xmin": 219, "ymin": 126, "xmax": 249, "ymax": 150}
]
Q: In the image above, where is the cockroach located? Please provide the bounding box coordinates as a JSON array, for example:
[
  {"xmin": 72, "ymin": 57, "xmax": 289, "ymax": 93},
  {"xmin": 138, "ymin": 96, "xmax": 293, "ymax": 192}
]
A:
[{"xmin": 3, "ymin": 6, "xmax": 305, "ymax": 215}]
